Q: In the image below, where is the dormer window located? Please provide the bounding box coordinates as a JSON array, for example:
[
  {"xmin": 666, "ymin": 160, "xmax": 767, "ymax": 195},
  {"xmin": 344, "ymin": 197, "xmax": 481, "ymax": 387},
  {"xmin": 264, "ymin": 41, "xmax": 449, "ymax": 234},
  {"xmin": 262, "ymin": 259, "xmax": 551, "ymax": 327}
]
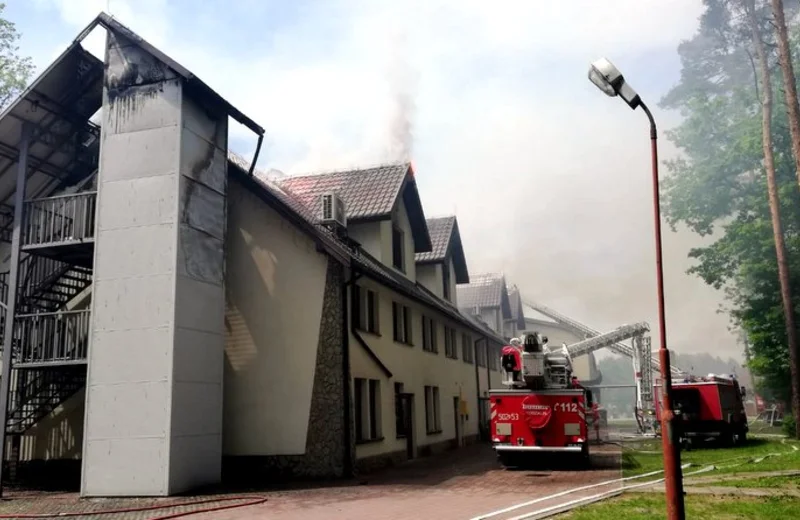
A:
[{"xmin": 392, "ymin": 225, "xmax": 405, "ymax": 272}]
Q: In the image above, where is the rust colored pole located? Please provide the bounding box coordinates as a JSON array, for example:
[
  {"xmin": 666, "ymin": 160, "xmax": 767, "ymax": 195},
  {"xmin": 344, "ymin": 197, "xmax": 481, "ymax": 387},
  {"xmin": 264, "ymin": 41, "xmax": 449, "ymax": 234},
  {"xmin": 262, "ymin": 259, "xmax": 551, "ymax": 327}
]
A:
[{"xmin": 641, "ymin": 102, "xmax": 685, "ymax": 520}]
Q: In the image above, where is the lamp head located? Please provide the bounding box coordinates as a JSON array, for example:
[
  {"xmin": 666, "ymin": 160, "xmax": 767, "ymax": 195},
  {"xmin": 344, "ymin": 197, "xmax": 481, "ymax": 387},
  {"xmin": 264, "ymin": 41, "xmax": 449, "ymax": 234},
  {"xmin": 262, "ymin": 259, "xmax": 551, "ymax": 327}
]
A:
[{"xmin": 588, "ymin": 57, "xmax": 641, "ymax": 109}]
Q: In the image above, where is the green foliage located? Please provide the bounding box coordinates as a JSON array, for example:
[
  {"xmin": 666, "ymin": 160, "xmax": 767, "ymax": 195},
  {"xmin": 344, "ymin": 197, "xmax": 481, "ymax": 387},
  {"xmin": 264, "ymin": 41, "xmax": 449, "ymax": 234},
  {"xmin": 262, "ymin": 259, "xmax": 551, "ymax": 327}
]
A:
[
  {"xmin": 783, "ymin": 414, "xmax": 796, "ymax": 436},
  {"xmin": 661, "ymin": 0, "xmax": 800, "ymax": 406},
  {"xmin": 0, "ymin": 2, "xmax": 32, "ymax": 108}
]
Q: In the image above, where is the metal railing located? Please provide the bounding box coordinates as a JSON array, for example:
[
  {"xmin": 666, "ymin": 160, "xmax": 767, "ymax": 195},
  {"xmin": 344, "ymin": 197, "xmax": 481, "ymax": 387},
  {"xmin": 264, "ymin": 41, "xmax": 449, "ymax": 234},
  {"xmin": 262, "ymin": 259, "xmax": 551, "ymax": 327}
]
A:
[
  {"xmin": 13, "ymin": 310, "xmax": 90, "ymax": 365},
  {"xmin": 23, "ymin": 191, "xmax": 97, "ymax": 247}
]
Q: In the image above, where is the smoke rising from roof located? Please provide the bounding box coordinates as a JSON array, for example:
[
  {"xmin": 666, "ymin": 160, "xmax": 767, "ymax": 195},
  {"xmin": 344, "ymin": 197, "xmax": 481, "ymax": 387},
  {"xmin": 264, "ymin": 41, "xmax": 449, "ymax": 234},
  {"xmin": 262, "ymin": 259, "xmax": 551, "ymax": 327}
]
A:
[
  {"xmin": 33, "ymin": 0, "xmax": 737, "ymax": 359},
  {"xmin": 386, "ymin": 28, "xmax": 417, "ymax": 163}
]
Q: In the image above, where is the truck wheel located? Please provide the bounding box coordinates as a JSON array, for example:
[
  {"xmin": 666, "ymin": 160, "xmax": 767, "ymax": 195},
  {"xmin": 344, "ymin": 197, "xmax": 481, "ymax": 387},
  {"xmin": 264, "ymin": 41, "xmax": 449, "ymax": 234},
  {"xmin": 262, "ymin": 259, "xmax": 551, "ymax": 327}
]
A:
[
  {"xmin": 581, "ymin": 444, "xmax": 591, "ymax": 469},
  {"xmin": 735, "ymin": 430, "xmax": 747, "ymax": 445},
  {"xmin": 720, "ymin": 430, "xmax": 734, "ymax": 447}
]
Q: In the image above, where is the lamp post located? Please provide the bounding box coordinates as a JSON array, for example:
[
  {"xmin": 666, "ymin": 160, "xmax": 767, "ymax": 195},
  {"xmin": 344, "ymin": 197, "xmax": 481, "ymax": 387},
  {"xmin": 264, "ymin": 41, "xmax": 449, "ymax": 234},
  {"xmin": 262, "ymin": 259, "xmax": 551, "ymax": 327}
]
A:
[{"xmin": 587, "ymin": 57, "xmax": 686, "ymax": 520}]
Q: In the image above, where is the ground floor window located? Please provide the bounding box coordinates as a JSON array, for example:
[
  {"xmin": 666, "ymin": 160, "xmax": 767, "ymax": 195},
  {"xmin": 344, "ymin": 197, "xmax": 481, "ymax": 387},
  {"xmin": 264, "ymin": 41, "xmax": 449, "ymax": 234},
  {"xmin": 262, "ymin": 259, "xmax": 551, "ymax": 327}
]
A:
[
  {"xmin": 424, "ymin": 385, "xmax": 441, "ymax": 434},
  {"xmin": 355, "ymin": 378, "xmax": 382, "ymax": 442}
]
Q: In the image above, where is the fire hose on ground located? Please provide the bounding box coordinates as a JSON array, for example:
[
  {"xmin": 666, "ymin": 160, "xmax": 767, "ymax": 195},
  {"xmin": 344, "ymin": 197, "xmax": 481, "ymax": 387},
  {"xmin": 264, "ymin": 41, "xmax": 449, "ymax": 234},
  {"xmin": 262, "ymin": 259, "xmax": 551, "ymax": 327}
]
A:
[{"xmin": 469, "ymin": 440, "xmax": 799, "ymax": 520}]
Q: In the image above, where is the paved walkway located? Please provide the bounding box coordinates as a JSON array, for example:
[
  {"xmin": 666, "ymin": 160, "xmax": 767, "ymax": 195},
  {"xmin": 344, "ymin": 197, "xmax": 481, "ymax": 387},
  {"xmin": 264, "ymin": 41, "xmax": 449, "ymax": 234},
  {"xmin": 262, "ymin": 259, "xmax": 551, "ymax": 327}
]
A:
[{"xmin": 0, "ymin": 444, "xmax": 623, "ymax": 520}]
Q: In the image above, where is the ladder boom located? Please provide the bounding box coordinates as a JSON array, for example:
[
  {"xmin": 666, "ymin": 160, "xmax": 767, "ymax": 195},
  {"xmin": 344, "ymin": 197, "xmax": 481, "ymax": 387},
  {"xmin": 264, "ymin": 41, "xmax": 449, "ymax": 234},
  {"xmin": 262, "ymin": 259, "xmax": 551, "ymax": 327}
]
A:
[
  {"xmin": 565, "ymin": 322, "xmax": 650, "ymax": 358},
  {"xmin": 525, "ymin": 300, "xmax": 685, "ymax": 375}
]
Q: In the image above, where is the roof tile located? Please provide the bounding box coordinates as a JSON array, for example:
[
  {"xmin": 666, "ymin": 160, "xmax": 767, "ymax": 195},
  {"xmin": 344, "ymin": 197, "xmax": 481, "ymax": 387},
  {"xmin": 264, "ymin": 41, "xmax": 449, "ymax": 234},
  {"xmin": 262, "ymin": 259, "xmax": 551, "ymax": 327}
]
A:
[
  {"xmin": 456, "ymin": 273, "xmax": 506, "ymax": 310},
  {"xmin": 277, "ymin": 163, "xmax": 409, "ymax": 221},
  {"xmin": 416, "ymin": 216, "xmax": 455, "ymax": 262}
]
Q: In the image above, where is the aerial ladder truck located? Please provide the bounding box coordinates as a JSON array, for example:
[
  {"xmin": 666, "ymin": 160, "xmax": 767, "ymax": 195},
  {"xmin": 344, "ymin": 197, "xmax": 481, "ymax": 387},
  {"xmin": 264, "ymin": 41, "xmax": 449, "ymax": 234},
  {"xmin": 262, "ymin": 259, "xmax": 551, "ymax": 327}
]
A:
[
  {"xmin": 490, "ymin": 323, "xmax": 650, "ymax": 468},
  {"xmin": 523, "ymin": 300, "xmax": 687, "ymax": 433}
]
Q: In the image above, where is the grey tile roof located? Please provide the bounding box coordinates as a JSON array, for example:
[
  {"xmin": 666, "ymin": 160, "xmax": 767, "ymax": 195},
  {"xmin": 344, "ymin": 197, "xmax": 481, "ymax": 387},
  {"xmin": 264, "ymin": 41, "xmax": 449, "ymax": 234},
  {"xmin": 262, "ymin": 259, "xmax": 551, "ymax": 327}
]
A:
[
  {"xmin": 456, "ymin": 273, "xmax": 506, "ymax": 310},
  {"xmin": 277, "ymin": 163, "xmax": 410, "ymax": 221},
  {"xmin": 416, "ymin": 216, "xmax": 455, "ymax": 262}
]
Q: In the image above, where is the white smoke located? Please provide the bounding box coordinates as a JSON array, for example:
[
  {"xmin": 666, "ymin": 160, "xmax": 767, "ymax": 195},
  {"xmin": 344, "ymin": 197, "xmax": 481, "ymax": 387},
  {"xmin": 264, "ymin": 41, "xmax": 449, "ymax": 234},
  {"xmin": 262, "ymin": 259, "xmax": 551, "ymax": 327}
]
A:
[{"xmin": 385, "ymin": 27, "xmax": 417, "ymax": 163}]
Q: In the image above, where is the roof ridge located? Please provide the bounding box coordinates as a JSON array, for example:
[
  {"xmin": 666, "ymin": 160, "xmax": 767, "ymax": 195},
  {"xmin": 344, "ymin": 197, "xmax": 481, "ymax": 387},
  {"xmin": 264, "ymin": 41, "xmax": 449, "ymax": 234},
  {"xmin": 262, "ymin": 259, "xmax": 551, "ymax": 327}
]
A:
[{"xmin": 279, "ymin": 161, "xmax": 411, "ymax": 182}]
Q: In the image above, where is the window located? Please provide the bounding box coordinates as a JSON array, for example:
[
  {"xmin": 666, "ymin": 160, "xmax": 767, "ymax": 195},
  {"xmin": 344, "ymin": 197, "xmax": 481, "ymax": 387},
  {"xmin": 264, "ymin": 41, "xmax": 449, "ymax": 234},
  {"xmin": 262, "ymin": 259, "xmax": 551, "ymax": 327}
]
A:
[
  {"xmin": 424, "ymin": 385, "xmax": 441, "ymax": 434},
  {"xmin": 392, "ymin": 301, "xmax": 412, "ymax": 345},
  {"xmin": 355, "ymin": 378, "xmax": 382, "ymax": 442},
  {"xmin": 476, "ymin": 341, "xmax": 487, "ymax": 367},
  {"xmin": 444, "ymin": 326, "xmax": 458, "ymax": 359},
  {"xmin": 394, "ymin": 382, "xmax": 407, "ymax": 438},
  {"xmin": 354, "ymin": 286, "xmax": 379, "ymax": 334},
  {"xmin": 462, "ymin": 333, "xmax": 474, "ymax": 363},
  {"xmin": 442, "ymin": 263, "xmax": 451, "ymax": 300},
  {"xmin": 488, "ymin": 344, "xmax": 499, "ymax": 370},
  {"xmin": 422, "ymin": 316, "xmax": 438, "ymax": 353},
  {"xmin": 392, "ymin": 226, "xmax": 405, "ymax": 272}
]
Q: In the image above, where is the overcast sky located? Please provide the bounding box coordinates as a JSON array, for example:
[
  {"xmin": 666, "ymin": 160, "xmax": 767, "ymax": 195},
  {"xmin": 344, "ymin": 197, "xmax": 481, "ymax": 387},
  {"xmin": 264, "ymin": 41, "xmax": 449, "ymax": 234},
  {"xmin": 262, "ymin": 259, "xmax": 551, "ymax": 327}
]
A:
[{"xmin": 12, "ymin": 1, "xmax": 738, "ymax": 359}]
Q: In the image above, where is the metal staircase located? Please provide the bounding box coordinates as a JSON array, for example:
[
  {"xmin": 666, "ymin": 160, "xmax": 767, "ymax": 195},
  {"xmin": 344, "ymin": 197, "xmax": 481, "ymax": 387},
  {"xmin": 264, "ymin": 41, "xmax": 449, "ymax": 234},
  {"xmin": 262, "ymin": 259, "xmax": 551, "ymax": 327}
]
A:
[
  {"xmin": 6, "ymin": 367, "xmax": 86, "ymax": 434},
  {"xmin": 0, "ymin": 189, "xmax": 96, "ymax": 436}
]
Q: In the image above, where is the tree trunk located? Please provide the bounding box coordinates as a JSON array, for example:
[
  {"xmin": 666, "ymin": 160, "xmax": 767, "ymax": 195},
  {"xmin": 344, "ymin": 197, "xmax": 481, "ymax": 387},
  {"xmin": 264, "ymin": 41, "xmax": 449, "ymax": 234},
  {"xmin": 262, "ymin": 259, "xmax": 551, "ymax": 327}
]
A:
[
  {"xmin": 772, "ymin": 0, "xmax": 800, "ymax": 190},
  {"xmin": 747, "ymin": 0, "xmax": 800, "ymax": 439}
]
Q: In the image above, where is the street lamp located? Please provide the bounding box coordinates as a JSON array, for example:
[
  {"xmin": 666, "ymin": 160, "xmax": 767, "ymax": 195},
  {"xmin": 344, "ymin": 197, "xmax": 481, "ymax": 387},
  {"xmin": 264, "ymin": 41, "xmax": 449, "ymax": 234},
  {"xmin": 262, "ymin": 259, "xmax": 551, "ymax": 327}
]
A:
[{"xmin": 588, "ymin": 57, "xmax": 686, "ymax": 520}]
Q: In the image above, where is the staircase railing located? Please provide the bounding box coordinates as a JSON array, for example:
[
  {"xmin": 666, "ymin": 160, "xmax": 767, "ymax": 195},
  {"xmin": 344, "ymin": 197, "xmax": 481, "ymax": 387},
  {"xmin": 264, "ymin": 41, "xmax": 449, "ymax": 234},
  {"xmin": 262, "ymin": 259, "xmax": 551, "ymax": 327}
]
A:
[
  {"xmin": 13, "ymin": 310, "xmax": 90, "ymax": 366},
  {"xmin": 23, "ymin": 191, "xmax": 97, "ymax": 248}
]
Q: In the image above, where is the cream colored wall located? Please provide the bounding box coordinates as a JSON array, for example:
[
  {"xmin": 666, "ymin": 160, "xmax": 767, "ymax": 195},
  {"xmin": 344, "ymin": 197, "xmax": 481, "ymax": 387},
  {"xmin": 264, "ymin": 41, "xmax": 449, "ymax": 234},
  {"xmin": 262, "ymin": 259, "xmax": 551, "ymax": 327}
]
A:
[
  {"xmin": 416, "ymin": 263, "xmax": 443, "ymax": 299},
  {"xmin": 19, "ymin": 389, "xmax": 85, "ymax": 461},
  {"xmin": 223, "ymin": 179, "xmax": 328, "ymax": 456},
  {"xmin": 349, "ymin": 277, "xmax": 483, "ymax": 460},
  {"xmin": 348, "ymin": 222, "xmax": 381, "ymax": 260}
]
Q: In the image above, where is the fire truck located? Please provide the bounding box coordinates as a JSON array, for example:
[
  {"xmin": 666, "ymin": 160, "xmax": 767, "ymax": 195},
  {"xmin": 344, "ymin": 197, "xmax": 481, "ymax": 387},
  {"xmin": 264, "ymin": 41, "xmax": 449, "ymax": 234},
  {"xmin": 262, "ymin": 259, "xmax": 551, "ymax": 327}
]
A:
[
  {"xmin": 490, "ymin": 324, "xmax": 650, "ymax": 468},
  {"xmin": 654, "ymin": 374, "xmax": 748, "ymax": 447}
]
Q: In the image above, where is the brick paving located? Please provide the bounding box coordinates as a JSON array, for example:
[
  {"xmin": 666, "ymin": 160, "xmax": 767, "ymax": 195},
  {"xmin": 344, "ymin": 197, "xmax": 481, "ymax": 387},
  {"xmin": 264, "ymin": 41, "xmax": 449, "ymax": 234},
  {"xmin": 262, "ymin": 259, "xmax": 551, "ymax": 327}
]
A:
[{"xmin": 0, "ymin": 444, "xmax": 623, "ymax": 520}]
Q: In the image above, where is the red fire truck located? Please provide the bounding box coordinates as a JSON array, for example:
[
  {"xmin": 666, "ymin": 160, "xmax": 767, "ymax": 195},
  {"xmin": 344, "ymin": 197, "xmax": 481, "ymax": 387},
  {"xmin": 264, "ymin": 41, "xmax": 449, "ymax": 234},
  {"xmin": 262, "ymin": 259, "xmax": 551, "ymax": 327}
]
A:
[
  {"xmin": 654, "ymin": 374, "xmax": 748, "ymax": 447},
  {"xmin": 491, "ymin": 334, "xmax": 595, "ymax": 468}
]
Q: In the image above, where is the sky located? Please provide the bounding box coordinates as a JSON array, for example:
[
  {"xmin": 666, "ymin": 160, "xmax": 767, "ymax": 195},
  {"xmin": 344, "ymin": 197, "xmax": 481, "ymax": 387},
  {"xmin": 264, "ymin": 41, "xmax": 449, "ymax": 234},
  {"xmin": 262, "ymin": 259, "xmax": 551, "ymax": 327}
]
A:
[{"xmin": 8, "ymin": 0, "xmax": 739, "ymax": 360}]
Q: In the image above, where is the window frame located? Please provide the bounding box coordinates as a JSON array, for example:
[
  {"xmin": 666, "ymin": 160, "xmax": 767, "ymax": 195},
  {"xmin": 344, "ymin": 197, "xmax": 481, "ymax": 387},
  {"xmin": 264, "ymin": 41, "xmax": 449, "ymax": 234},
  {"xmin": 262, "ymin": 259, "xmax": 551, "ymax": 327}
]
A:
[
  {"xmin": 354, "ymin": 285, "xmax": 380, "ymax": 335},
  {"xmin": 354, "ymin": 377, "xmax": 383, "ymax": 443},
  {"xmin": 392, "ymin": 225, "xmax": 405, "ymax": 273},
  {"xmin": 424, "ymin": 385, "xmax": 442, "ymax": 434},
  {"xmin": 392, "ymin": 301, "xmax": 413, "ymax": 346},
  {"xmin": 444, "ymin": 326, "xmax": 458, "ymax": 359},
  {"xmin": 462, "ymin": 332, "xmax": 474, "ymax": 364},
  {"xmin": 422, "ymin": 316, "xmax": 438, "ymax": 354}
]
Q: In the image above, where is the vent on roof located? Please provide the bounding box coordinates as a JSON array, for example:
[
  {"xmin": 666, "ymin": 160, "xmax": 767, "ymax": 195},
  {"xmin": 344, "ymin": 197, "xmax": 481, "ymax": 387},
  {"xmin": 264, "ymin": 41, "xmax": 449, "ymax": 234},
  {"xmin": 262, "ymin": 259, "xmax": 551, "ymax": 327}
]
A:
[{"xmin": 320, "ymin": 192, "xmax": 347, "ymax": 232}]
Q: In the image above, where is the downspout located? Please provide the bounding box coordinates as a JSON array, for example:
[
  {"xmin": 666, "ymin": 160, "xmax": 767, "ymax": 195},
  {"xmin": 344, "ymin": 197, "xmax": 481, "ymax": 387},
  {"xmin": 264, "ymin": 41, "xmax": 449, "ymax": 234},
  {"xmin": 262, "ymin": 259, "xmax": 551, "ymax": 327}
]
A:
[
  {"xmin": 342, "ymin": 268, "xmax": 362, "ymax": 478},
  {"xmin": 486, "ymin": 339, "xmax": 492, "ymax": 390},
  {"xmin": 473, "ymin": 336, "xmax": 482, "ymax": 441},
  {"xmin": 248, "ymin": 133, "xmax": 264, "ymax": 177}
]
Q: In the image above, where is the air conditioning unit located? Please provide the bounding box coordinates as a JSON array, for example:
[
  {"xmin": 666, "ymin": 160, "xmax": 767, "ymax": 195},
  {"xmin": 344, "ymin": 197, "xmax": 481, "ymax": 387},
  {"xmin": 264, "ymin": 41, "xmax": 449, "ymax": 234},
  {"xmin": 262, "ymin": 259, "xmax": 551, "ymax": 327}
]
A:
[{"xmin": 320, "ymin": 192, "xmax": 347, "ymax": 230}]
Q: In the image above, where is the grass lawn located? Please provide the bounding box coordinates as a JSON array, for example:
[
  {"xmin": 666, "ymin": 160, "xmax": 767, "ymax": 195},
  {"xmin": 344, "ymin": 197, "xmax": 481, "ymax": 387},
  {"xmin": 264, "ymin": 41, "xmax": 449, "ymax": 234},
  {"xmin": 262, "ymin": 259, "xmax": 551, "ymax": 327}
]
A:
[
  {"xmin": 621, "ymin": 437, "xmax": 800, "ymax": 477},
  {"xmin": 694, "ymin": 474, "xmax": 800, "ymax": 490},
  {"xmin": 556, "ymin": 494, "xmax": 800, "ymax": 519}
]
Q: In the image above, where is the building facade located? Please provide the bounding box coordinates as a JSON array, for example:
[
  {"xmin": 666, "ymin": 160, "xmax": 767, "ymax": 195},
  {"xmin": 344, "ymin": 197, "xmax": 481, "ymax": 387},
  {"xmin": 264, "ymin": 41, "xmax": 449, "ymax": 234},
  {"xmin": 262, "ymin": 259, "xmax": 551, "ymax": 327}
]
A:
[{"xmin": 0, "ymin": 13, "xmax": 506, "ymax": 497}]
